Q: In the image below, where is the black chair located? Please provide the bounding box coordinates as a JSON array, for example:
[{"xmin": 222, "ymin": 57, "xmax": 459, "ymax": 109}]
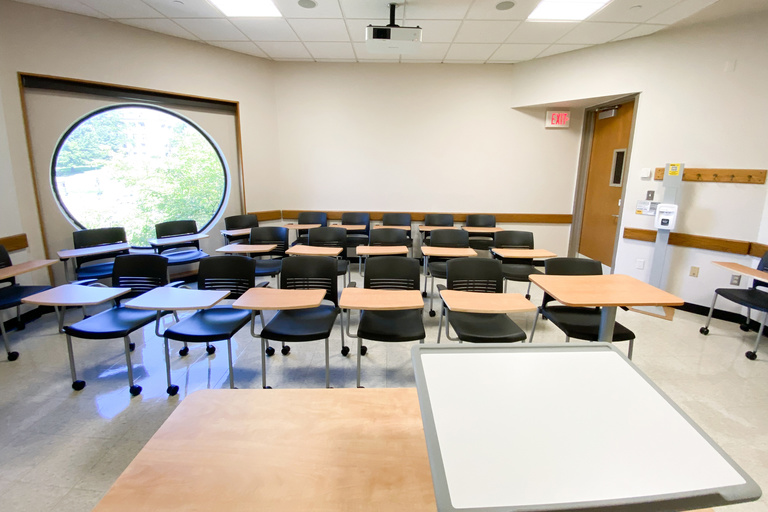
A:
[
  {"xmin": 223, "ymin": 214, "xmax": 259, "ymax": 244},
  {"xmin": 0, "ymin": 245, "xmax": 51, "ymax": 361},
  {"xmin": 249, "ymin": 226, "xmax": 288, "ymax": 279},
  {"xmin": 529, "ymin": 257, "xmax": 635, "ymax": 358},
  {"xmin": 436, "ymin": 258, "xmax": 526, "ymax": 343},
  {"xmin": 700, "ymin": 251, "xmax": 768, "ymax": 360},
  {"xmin": 492, "ymin": 230, "xmax": 542, "ymax": 299},
  {"xmin": 342, "ymin": 212, "xmax": 371, "ymax": 249},
  {"xmin": 360, "ymin": 228, "xmax": 409, "ymax": 276},
  {"xmin": 258, "ymin": 256, "xmax": 342, "ymax": 388},
  {"xmin": 294, "ymin": 211, "xmax": 328, "ymax": 246},
  {"xmin": 63, "ymin": 254, "xmax": 170, "ymax": 395},
  {"xmin": 353, "ymin": 256, "xmax": 425, "ymax": 388},
  {"xmin": 465, "ymin": 214, "xmax": 496, "ymax": 251},
  {"xmin": 162, "ymin": 256, "xmax": 259, "ymax": 395},
  {"xmin": 72, "ymin": 227, "xmax": 130, "ymax": 280},
  {"xmin": 154, "ymin": 220, "xmax": 208, "ymax": 266},
  {"xmin": 382, "ymin": 212, "xmax": 413, "ymax": 249},
  {"xmin": 426, "ymin": 229, "xmax": 470, "ymax": 317},
  {"xmin": 308, "ymin": 227, "xmax": 350, "ymax": 286},
  {"xmin": 422, "ymin": 213, "xmax": 454, "ymax": 246}
]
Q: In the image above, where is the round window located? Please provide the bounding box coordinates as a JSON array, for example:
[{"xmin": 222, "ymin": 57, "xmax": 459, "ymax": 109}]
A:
[{"xmin": 52, "ymin": 105, "xmax": 228, "ymax": 246}]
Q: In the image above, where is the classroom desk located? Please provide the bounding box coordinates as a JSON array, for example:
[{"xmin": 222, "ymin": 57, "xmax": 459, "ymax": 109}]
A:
[
  {"xmin": 339, "ymin": 287, "xmax": 424, "ymax": 311},
  {"xmin": 490, "ymin": 248, "xmax": 556, "ymax": 259},
  {"xmin": 215, "ymin": 243, "xmax": 277, "ymax": 254},
  {"xmin": 22, "ymin": 284, "xmax": 131, "ymax": 333},
  {"xmin": 529, "ymin": 274, "xmax": 684, "ymax": 342},
  {"xmin": 329, "ymin": 224, "xmax": 367, "ymax": 231},
  {"xmin": 412, "ymin": 343, "xmax": 760, "ymax": 512},
  {"xmin": 0, "ymin": 259, "xmax": 57, "ymax": 281},
  {"xmin": 219, "ymin": 227, "xmax": 251, "ymax": 239},
  {"xmin": 373, "ymin": 224, "xmax": 412, "ymax": 230},
  {"xmin": 147, "ymin": 233, "xmax": 209, "ymax": 248},
  {"xmin": 439, "ymin": 289, "xmax": 536, "ymax": 314},
  {"xmin": 354, "ymin": 245, "xmax": 409, "ymax": 275},
  {"xmin": 420, "ymin": 246, "xmax": 477, "ymax": 296},
  {"xmin": 57, "ymin": 243, "xmax": 130, "ymax": 282},
  {"xmin": 285, "ymin": 245, "xmax": 343, "ymax": 257},
  {"xmin": 281, "ymin": 223, "xmax": 322, "ymax": 230},
  {"xmin": 461, "ymin": 226, "xmax": 503, "ymax": 234},
  {"xmin": 712, "ymin": 261, "xmax": 768, "ymax": 281},
  {"xmin": 418, "ymin": 225, "xmax": 459, "ymax": 232}
]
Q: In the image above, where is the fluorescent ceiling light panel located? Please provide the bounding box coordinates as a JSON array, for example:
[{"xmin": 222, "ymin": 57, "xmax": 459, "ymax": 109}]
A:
[
  {"xmin": 527, "ymin": 0, "xmax": 611, "ymax": 21},
  {"xmin": 209, "ymin": 0, "xmax": 282, "ymax": 17}
]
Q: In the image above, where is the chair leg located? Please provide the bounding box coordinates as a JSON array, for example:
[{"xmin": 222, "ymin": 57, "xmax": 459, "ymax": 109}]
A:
[
  {"xmin": 261, "ymin": 337, "xmax": 269, "ymax": 388},
  {"xmin": 525, "ymin": 281, "xmax": 532, "ymax": 300},
  {"xmin": 0, "ymin": 317, "xmax": 19, "ymax": 361},
  {"xmin": 324, "ymin": 338, "xmax": 330, "ymax": 388},
  {"xmin": 627, "ymin": 339, "xmax": 634, "ymax": 360},
  {"xmin": 700, "ymin": 293, "xmax": 718, "ymax": 334},
  {"xmin": 437, "ymin": 304, "xmax": 444, "ymax": 344},
  {"xmin": 15, "ymin": 305, "xmax": 25, "ymax": 330},
  {"xmin": 65, "ymin": 334, "xmax": 85, "ymax": 390},
  {"xmin": 164, "ymin": 337, "xmax": 178, "ymax": 396},
  {"xmin": 746, "ymin": 312, "xmax": 767, "ymax": 360},
  {"xmin": 429, "ymin": 275, "xmax": 436, "ymax": 316},
  {"xmin": 227, "ymin": 339, "xmax": 235, "ymax": 389},
  {"xmin": 124, "ymin": 336, "xmax": 141, "ymax": 396},
  {"xmin": 529, "ymin": 309, "xmax": 540, "ymax": 343},
  {"xmin": 504, "ymin": 278, "xmax": 508, "ymax": 293},
  {"xmin": 356, "ymin": 337, "xmax": 363, "ymax": 388}
]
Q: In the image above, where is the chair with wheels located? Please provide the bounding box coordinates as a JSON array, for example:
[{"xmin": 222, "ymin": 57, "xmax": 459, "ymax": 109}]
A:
[
  {"xmin": 161, "ymin": 256, "xmax": 260, "ymax": 395},
  {"xmin": 492, "ymin": 230, "xmax": 542, "ymax": 298},
  {"xmin": 352, "ymin": 256, "xmax": 425, "ymax": 388},
  {"xmin": 382, "ymin": 212, "xmax": 413, "ymax": 250},
  {"xmin": 436, "ymin": 257, "xmax": 526, "ymax": 344},
  {"xmin": 223, "ymin": 214, "xmax": 259, "ymax": 244},
  {"xmin": 361, "ymin": 228, "xmax": 409, "ymax": 276},
  {"xmin": 154, "ymin": 220, "xmax": 208, "ymax": 266},
  {"xmin": 249, "ymin": 226, "xmax": 288, "ymax": 279},
  {"xmin": 529, "ymin": 257, "xmax": 635, "ymax": 358},
  {"xmin": 72, "ymin": 227, "xmax": 130, "ymax": 281},
  {"xmin": 465, "ymin": 214, "xmax": 496, "ymax": 252},
  {"xmin": 700, "ymin": 251, "xmax": 768, "ymax": 360},
  {"xmin": 294, "ymin": 211, "xmax": 328, "ymax": 246},
  {"xmin": 258, "ymin": 256, "xmax": 342, "ymax": 388},
  {"xmin": 341, "ymin": 212, "xmax": 371, "ymax": 249},
  {"xmin": 308, "ymin": 227, "xmax": 350, "ymax": 286},
  {"xmin": 0, "ymin": 245, "xmax": 52, "ymax": 361},
  {"xmin": 62, "ymin": 254, "xmax": 170, "ymax": 395},
  {"xmin": 426, "ymin": 228, "xmax": 470, "ymax": 317},
  {"xmin": 422, "ymin": 213, "xmax": 454, "ymax": 246}
]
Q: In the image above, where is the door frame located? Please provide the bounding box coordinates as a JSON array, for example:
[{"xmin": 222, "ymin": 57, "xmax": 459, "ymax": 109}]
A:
[{"xmin": 568, "ymin": 94, "xmax": 640, "ymax": 271}]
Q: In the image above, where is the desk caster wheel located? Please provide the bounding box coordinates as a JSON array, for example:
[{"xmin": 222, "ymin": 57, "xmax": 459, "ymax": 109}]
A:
[
  {"xmin": 130, "ymin": 385, "xmax": 142, "ymax": 396},
  {"xmin": 266, "ymin": 346, "xmax": 275, "ymax": 357},
  {"xmin": 429, "ymin": 310, "xmax": 436, "ymax": 317},
  {"xmin": 206, "ymin": 345, "xmax": 216, "ymax": 355},
  {"xmin": 129, "ymin": 342, "xmax": 135, "ymax": 352},
  {"xmin": 72, "ymin": 380, "xmax": 86, "ymax": 391},
  {"xmin": 422, "ymin": 291, "xmax": 427, "ymax": 298},
  {"xmin": 167, "ymin": 385, "xmax": 179, "ymax": 396},
  {"xmin": 699, "ymin": 327, "xmax": 709, "ymax": 335},
  {"xmin": 740, "ymin": 323, "xmax": 750, "ymax": 332},
  {"xmin": 746, "ymin": 351, "xmax": 757, "ymax": 360},
  {"xmin": 7, "ymin": 351, "xmax": 19, "ymax": 361},
  {"xmin": 357, "ymin": 385, "xmax": 365, "ymax": 388},
  {"xmin": 361, "ymin": 346, "xmax": 367, "ymax": 356},
  {"xmin": 179, "ymin": 347, "xmax": 189, "ymax": 356},
  {"xmin": 341, "ymin": 346, "xmax": 350, "ymax": 357},
  {"xmin": 525, "ymin": 294, "xmax": 531, "ymax": 300},
  {"xmin": 281, "ymin": 345, "xmax": 291, "ymax": 355},
  {"xmin": 263, "ymin": 386, "xmax": 272, "ymax": 389}
]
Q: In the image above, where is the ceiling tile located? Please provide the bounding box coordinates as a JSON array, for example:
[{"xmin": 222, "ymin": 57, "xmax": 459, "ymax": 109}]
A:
[
  {"xmin": 117, "ymin": 18, "xmax": 198, "ymax": 40},
  {"xmin": 173, "ymin": 18, "xmax": 249, "ymax": 41},
  {"xmin": 18, "ymin": 0, "xmax": 107, "ymax": 18},
  {"xmin": 537, "ymin": 44, "xmax": 589, "ymax": 58},
  {"xmin": 505, "ymin": 21, "xmax": 577, "ymax": 43},
  {"xmin": 465, "ymin": 0, "xmax": 541, "ymax": 20},
  {"xmin": 352, "ymin": 42, "xmax": 401, "ymax": 60},
  {"xmin": 612, "ymin": 23, "xmax": 666, "ymax": 41},
  {"xmin": 231, "ymin": 18, "xmax": 299, "ymax": 41},
  {"xmin": 646, "ymin": 0, "xmax": 718, "ymax": 25},
  {"xmin": 407, "ymin": 19, "xmax": 461, "ymax": 43},
  {"xmin": 345, "ymin": 18, "xmax": 389, "ymax": 42},
  {"xmin": 305, "ymin": 41, "xmax": 356, "ymax": 59},
  {"xmin": 489, "ymin": 43, "xmax": 548, "ymax": 62},
  {"xmin": 257, "ymin": 41, "xmax": 313, "ymax": 59},
  {"xmin": 557, "ymin": 22, "xmax": 637, "ymax": 45},
  {"xmin": 288, "ymin": 18, "xmax": 350, "ymax": 41},
  {"xmin": 208, "ymin": 41, "xmax": 270, "ymax": 58},
  {"xmin": 273, "ymin": 0, "xmax": 343, "ymax": 18},
  {"xmin": 142, "ymin": 0, "xmax": 224, "ymax": 18},
  {"xmin": 589, "ymin": 0, "xmax": 678, "ymax": 23},
  {"xmin": 400, "ymin": 43, "xmax": 450, "ymax": 61},
  {"xmin": 404, "ymin": 0, "xmax": 473, "ymax": 20},
  {"xmin": 444, "ymin": 43, "xmax": 499, "ymax": 61},
  {"xmin": 79, "ymin": 0, "xmax": 161, "ymax": 18},
  {"xmin": 339, "ymin": 0, "xmax": 395, "ymax": 19},
  {"xmin": 454, "ymin": 20, "xmax": 519, "ymax": 43}
]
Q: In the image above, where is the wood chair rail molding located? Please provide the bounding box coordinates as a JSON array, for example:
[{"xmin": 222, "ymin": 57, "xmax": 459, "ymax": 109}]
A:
[
  {"xmin": 0, "ymin": 234, "xmax": 29, "ymax": 252},
  {"xmin": 654, "ymin": 167, "xmax": 767, "ymax": 184},
  {"xmin": 623, "ymin": 228, "xmax": 768, "ymax": 256},
  {"xmin": 279, "ymin": 210, "xmax": 572, "ymax": 224},
  {"xmin": 247, "ymin": 210, "xmax": 281, "ymax": 222}
]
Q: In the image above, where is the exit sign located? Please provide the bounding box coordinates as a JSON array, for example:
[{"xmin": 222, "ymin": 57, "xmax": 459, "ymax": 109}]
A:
[{"xmin": 545, "ymin": 110, "xmax": 570, "ymax": 128}]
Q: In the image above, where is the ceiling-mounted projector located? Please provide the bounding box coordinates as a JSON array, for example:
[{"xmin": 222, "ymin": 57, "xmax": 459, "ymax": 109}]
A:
[{"xmin": 366, "ymin": 3, "xmax": 422, "ymax": 54}]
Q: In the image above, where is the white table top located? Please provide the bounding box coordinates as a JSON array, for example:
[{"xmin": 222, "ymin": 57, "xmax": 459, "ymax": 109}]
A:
[
  {"xmin": 220, "ymin": 228, "xmax": 252, "ymax": 237},
  {"xmin": 22, "ymin": 284, "xmax": 130, "ymax": 306},
  {"xmin": 57, "ymin": 243, "xmax": 130, "ymax": 260},
  {"xmin": 124, "ymin": 287, "xmax": 228, "ymax": 311},
  {"xmin": 412, "ymin": 344, "xmax": 760, "ymax": 511},
  {"xmin": 490, "ymin": 248, "xmax": 556, "ymax": 259},
  {"xmin": 147, "ymin": 233, "xmax": 208, "ymax": 247},
  {"xmin": 216, "ymin": 243, "xmax": 277, "ymax": 254},
  {"xmin": 713, "ymin": 261, "xmax": 768, "ymax": 281},
  {"xmin": 0, "ymin": 259, "xmax": 57, "ymax": 280}
]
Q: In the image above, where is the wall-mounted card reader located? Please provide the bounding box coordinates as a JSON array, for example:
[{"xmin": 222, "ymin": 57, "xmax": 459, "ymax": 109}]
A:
[{"xmin": 654, "ymin": 203, "xmax": 678, "ymax": 231}]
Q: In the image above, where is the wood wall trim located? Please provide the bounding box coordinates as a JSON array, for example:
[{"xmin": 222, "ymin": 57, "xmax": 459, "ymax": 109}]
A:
[
  {"xmin": 280, "ymin": 211, "xmax": 572, "ymax": 224},
  {"xmin": 749, "ymin": 243, "xmax": 768, "ymax": 257},
  {"xmin": 623, "ymin": 228, "xmax": 751, "ymax": 254},
  {"xmin": 653, "ymin": 167, "xmax": 767, "ymax": 184},
  {"xmin": 0, "ymin": 234, "xmax": 29, "ymax": 252},
  {"xmin": 250, "ymin": 210, "xmax": 282, "ymax": 222}
]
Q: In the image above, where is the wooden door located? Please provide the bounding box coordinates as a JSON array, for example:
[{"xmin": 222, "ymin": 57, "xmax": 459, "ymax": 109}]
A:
[{"xmin": 578, "ymin": 99, "xmax": 635, "ymax": 267}]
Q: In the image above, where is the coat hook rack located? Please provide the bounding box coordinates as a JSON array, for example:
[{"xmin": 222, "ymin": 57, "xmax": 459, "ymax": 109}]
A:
[{"xmin": 654, "ymin": 167, "xmax": 766, "ymax": 184}]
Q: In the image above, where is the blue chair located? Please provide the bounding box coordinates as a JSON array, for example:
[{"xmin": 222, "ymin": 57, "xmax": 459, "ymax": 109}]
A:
[
  {"xmin": 249, "ymin": 226, "xmax": 288, "ymax": 279},
  {"xmin": 154, "ymin": 220, "xmax": 208, "ymax": 266},
  {"xmin": 72, "ymin": 227, "xmax": 129, "ymax": 280}
]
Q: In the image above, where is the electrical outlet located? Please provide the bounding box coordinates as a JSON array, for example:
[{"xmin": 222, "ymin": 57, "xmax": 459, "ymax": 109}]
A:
[
  {"xmin": 731, "ymin": 274, "xmax": 741, "ymax": 285},
  {"xmin": 689, "ymin": 266, "xmax": 699, "ymax": 277},
  {"xmin": 636, "ymin": 259, "xmax": 645, "ymax": 270}
]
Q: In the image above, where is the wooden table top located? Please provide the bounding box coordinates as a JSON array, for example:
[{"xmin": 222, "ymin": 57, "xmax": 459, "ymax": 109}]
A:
[
  {"xmin": 148, "ymin": 233, "xmax": 208, "ymax": 247},
  {"xmin": 57, "ymin": 243, "xmax": 130, "ymax": 260},
  {"xmin": 285, "ymin": 245, "xmax": 343, "ymax": 257},
  {"xmin": 92, "ymin": 388, "xmax": 436, "ymax": 512},
  {"xmin": 421, "ymin": 246, "xmax": 477, "ymax": 258},
  {"xmin": 713, "ymin": 261, "xmax": 768, "ymax": 281},
  {"xmin": 491, "ymin": 248, "xmax": 557, "ymax": 259},
  {"xmin": 232, "ymin": 287, "xmax": 325, "ymax": 311},
  {"xmin": 215, "ymin": 243, "xmax": 277, "ymax": 254},
  {"xmin": 462, "ymin": 226, "xmax": 504, "ymax": 234},
  {"xmin": 440, "ymin": 290, "xmax": 536, "ymax": 313},
  {"xmin": 22, "ymin": 284, "xmax": 130, "ymax": 306},
  {"xmin": 339, "ymin": 288, "xmax": 424, "ymax": 311},
  {"xmin": 220, "ymin": 227, "xmax": 252, "ymax": 237},
  {"xmin": 0, "ymin": 259, "xmax": 57, "ymax": 280},
  {"xmin": 373, "ymin": 225, "xmax": 411, "ymax": 231},
  {"xmin": 418, "ymin": 225, "xmax": 459, "ymax": 232},
  {"xmin": 125, "ymin": 287, "xmax": 229, "ymax": 311},
  {"xmin": 281, "ymin": 223, "xmax": 321, "ymax": 230},
  {"xmin": 329, "ymin": 224, "xmax": 367, "ymax": 230},
  {"xmin": 529, "ymin": 274, "xmax": 684, "ymax": 308},
  {"xmin": 355, "ymin": 245, "xmax": 409, "ymax": 256}
]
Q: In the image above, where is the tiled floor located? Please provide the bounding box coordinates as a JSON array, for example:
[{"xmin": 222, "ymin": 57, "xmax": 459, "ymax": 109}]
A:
[{"xmin": 0, "ymin": 277, "xmax": 766, "ymax": 511}]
